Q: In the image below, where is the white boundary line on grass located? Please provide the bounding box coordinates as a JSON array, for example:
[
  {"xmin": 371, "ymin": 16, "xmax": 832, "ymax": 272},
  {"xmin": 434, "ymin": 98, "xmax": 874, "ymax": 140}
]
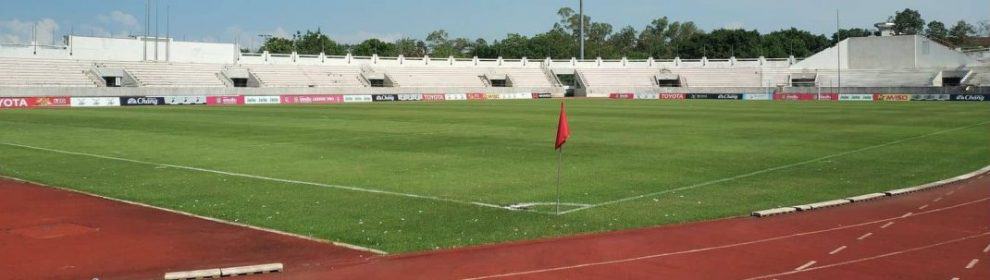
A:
[
  {"xmin": 559, "ymin": 120, "xmax": 990, "ymax": 215},
  {"xmin": 0, "ymin": 142, "xmax": 536, "ymax": 214},
  {"xmin": 0, "ymin": 175, "xmax": 389, "ymax": 255}
]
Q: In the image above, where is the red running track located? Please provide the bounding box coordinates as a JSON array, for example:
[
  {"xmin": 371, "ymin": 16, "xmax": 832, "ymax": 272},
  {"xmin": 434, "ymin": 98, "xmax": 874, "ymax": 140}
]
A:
[{"xmin": 2, "ymin": 171, "xmax": 988, "ymax": 280}]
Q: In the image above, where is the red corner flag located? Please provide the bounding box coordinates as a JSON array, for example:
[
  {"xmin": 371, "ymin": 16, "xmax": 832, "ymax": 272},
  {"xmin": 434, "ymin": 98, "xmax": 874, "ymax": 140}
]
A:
[{"xmin": 555, "ymin": 102, "xmax": 570, "ymax": 150}]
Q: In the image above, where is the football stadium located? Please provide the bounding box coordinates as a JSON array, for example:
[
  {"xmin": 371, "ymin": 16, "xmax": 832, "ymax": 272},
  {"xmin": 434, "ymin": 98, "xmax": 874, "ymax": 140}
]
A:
[{"xmin": 1, "ymin": 1, "xmax": 989, "ymax": 279}]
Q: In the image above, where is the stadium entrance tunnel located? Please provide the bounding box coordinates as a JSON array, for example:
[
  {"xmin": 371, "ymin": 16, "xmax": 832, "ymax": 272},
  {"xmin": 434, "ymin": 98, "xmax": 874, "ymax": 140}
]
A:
[{"xmin": 505, "ymin": 202, "xmax": 593, "ymax": 213}]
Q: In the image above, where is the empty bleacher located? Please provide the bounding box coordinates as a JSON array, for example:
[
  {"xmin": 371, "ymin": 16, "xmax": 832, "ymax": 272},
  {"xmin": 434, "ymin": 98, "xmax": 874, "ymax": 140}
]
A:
[
  {"xmin": 384, "ymin": 67, "xmax": 487, "ymax": 87},
  {"xmin": 0, "ymin": 57, "xmax": 97, "ymax": 87},
  {"xmin": 245, "ymin": 64, "xmax": 363, "ymax": 87},
  {"xmin": 104, "ymin": 62, "xmax": 225, "ymax": 87},
  {"xmin": 503, "ymin": 68, "xmax": 554, "ymax": 87},
  {"xmin": 576, "ymin": 68, "xmax": 659, "ymax": 88},
  {"xmin": 673, "ymin": 68, "xmax": 763, "ymax": 87},
  {"xmin": 813, "ymin": 69, "xmax": 939, "ymax": 87}
]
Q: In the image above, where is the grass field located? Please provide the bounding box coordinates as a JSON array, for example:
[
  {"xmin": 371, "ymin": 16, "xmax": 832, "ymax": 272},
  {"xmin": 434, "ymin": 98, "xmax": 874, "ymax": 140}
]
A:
[{"xmin": 1, "ymin": 100, "xmax": 988, "ymax": 253}]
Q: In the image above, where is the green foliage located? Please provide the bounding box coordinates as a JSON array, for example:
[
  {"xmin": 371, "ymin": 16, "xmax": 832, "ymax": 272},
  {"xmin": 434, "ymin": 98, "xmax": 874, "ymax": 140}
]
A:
[
  {"xmin": 891, "ymin": 8, "xmax": 925, "ymax": 35},
  {"xmin": 256, "ymin": 6, "xmax": 977, "ymax": 59},
  {"xmin": 948, "ymin": 20, "xmax": 977, "ymax": 47},
  {"xmin": 926, "ymin": 21, "xmax": 949, "ymax": 41}
]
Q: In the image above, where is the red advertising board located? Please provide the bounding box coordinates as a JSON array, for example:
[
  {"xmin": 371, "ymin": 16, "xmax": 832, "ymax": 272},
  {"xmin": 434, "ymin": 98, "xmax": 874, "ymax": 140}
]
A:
[
  {"xmin": 874, "ymin": 94, "xmax": 911, "ymax": 102},
  {"xmin": 206, "ymin": 96, "xmax": 245, "ymax": 106},
  {"xmin": 279, "ymin": 95, "xmax": 344, "ymax": 104},
  {"xmin": 818, "ymin": 93, "xmax": 840, "ymax": 101},
  {"xmin": 33, "ymin": 96, "xmax": 72, "ymax": 107},
  {"xmin": 774, "ymin": 93, "xmax": 817, "ymax": 101},
  {"xmin": 466, "ymin": 93, "xmax": 486, "ymax": 100},
  {"xmin": 609, "ymin": 93, "xmax": 635, "ymax": 100},
  {"xmin": 0, "ymin": 96, "xmax": 72, "ymax": 109},
  {"xmin": 421, "ymin": 94, "xmax": 446, "ymax": 101},
  {"xmin": 0, "ymin": 97, "xmax": 32, "ymax": 109},
  {"xmin": 660, "ymin": 93, "xmax": 686, "ymax": 100}
]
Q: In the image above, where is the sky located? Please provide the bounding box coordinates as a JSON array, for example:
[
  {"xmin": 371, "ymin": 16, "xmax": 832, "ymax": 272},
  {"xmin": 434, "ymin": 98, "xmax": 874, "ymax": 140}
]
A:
[{"xmin": 1, "ymin": 0, "xmax": 987, "ymax": 48}]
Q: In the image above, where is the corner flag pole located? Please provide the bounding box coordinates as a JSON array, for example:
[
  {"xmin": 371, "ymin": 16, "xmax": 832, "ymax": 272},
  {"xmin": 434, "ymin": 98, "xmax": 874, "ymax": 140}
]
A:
[
  {"xmin": 554, "ymin": 101, "xmax": 570, "ymax": 215},
  {"xmin": 557, "ymin": 145, "xmax": 562, "ymax": 214}
]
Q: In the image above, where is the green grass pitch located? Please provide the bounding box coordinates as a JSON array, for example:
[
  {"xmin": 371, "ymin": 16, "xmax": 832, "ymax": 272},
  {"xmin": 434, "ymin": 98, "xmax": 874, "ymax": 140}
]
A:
[{"xmin": 0, "ymin": 100, "xmax": 988, "ymax": 253}]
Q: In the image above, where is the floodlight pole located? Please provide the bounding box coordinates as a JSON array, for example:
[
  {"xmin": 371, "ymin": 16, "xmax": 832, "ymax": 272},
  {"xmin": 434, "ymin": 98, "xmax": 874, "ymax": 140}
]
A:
[
  {"xmin": 579, "ymin": 0, "xmax": 585, "ymax": 60},
  {"xmin": 836, "ymin": 10, "xmax": 842, "ymax": 96}
]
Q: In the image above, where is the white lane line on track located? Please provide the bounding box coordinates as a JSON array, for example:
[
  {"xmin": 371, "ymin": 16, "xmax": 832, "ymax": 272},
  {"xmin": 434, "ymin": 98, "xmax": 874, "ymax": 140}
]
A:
[
  {"xmin": 935, "ymin": 197, "xmax": 944, "ymax": 202},
  {"xmin": 794, "ymin": 261, "xmax": 816, "ymax": 271},
  {"xmin": 950, "ymin": 277, "xmax": 960, "ymax": 280},
  {"xmin": 902, "ymin": 212, "xmax": 914, "ymax": 218},
  {"xmin": 559, "ymin": 120, "xmax": 990, "ymax": 215},
  {"xmin": 741, "ymin": 232, "xmax": 990, "ymax": 280},
  {"xmin": 829, "ymin": 246, "xmax": 847, "ymax": 255},
  {"xmin": 947, "ymin": 190, "xmax": 956, "ymax": 196},
  {"xmin": 983, "ymin": 243, "xmax": 990, "ymax": 253},
  {"xmin": 881, "ymin": 222, "xmax": 895, "ymax": 229},
  {"xmin": 460, "ymin": 198, "xmax": 990, "ymax": 280},
  {"xmin": 0, "ymin": 142, "xmax": 530, "ymax": 214},
  {"xmin": 919, "ymin": 205, "xmax": 930, "ymax": 210},
  {"xmin": 858, "ymin": 233, "xmax": 874, "ymax": 241},
  {"xmin": 966, "ymin": 259, "xmax": 979, "ymax": 269}
]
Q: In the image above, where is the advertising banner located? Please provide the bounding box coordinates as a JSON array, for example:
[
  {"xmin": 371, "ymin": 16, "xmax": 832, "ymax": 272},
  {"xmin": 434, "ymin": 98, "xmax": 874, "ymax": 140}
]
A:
[
  {"xmin": 281, "ymin": 95, "xmax": 344, "ymax": 104},
  {"xmin": 0, "ymin": 97, "xmax": 33, "ymax": 109},
  {"xmin": 685, "ymin": 94, "xmax": 743, "ymax": 100},
  {"xmin": 818, "ymin": 93, "xmax": 840, "ymax": 101},
  {"xmin": 119, "ymin": 96, "xmax": 165, "ymax": 106},
  {"xmin": 911, "ymin": 94, "xmax": 951, "ymax": 101},
  {"xmin": 635, "ymin": 93, "xmax": 659, "ymax": 100},
  {"xmin": 206, "ymin": 95, "xmax": 246, "ymax": 106},
  {"xmin": 609, "ymin": 93, "xmax": 635, "ymax": 99},
  {"xmin": 744, "ymin": 94, "xmax": 771, "ymax": 100},
  {"xmin": 371, "ymin": 94, "xmax": 398, "ymax": 102},
  {"xmin": 773, "ymin": 93, "xmax": 817, "ymax": 101},
  {"xmin": 533, "ymin": 93, "xmax": 553, "ymax": 99},
  {"xmin": 874, "ymin": 94, "xmax": 912, "ymax": 102},
  {"xmin": 398, "ymin": 94, "xmax": 423, "ymax": 101},
  {"xmin": 244, "ymin": 95, "xmax": 281, "ymax": 105},
  {"xmin": 499, "ymin": 93, "xmax": 531, "ymax": 100},
  {"xmin": 950, "ymin": 94, "xmax": 990, "ymax": 102},
  {"xmin": 31, "ymin": 96, "xmax": 72, "ymax": 107},
  {"xmin": 164, "ymin": 96, "xmax": 207, "ymax": 105},
  {"xmin": 447, "ymin": 93, "xmax": 469, "ymax": 101},
  {"xmin": 343, "ymin": 95, "xmax": 373, "ymax": 103},
  {"xmin": 839, "ymin": 94, "xmax": 874, "ymax": 101},
  {"xmin": 466, "ymin": 93, "xmax": 486, "ymax": 100},
  {"xmin": 71, "ymin": 97, "xmax": 121, "ymax": 107},
  {"xmin": 485, "ymin": 93, "xmax": 501, "ymax": 100},
  {"xmin": 421, "ymin": 94, "xmax": 446, "ymax": 101},
  {"xmin": 660, "ymin": 93, "xmax": 686, "ymax": 100}
]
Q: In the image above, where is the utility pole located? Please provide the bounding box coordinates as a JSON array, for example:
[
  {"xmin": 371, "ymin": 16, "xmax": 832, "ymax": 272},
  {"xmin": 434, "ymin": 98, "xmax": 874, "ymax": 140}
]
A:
[
  {"xmin": 154, "ymin": 0, "xmax": 160, "ymax": 61},
  {"xmin": 144, "ymin": 0, "xmax": 149, "ymax": 61},
  {"xmin": 579, "ymin": 0, "xmax": 585, "ymax": 60},
  {"xmin": 166, "ymin": 4, "xmax": 170, "ymax": 61},
  {"xmin": 836, "ymin": 9, "xmax": 842, "ymax": 96}
]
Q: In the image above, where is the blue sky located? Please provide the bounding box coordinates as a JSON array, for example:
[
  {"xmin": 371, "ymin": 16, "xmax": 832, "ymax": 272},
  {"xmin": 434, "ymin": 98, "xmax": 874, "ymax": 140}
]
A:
[{"xmin": 1, "ymin": 0, "xmax": 987, "ymax": 48}]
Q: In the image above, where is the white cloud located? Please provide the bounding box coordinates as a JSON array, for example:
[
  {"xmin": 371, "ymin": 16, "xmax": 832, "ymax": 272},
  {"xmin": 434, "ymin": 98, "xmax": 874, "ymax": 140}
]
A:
[
  {"xmin": 98, "ymin": 11, "xmax": 140, "ymax": 30},
  {"xmin": 0, "ymin": 18, "xmax": 59, "ymax": 45}
]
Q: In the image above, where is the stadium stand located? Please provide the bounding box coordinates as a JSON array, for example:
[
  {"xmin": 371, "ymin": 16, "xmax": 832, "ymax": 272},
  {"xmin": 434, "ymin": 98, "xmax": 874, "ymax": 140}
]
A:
[
  {"xmin": 0, "ymin": 57, "xmax": 97, "ymax": 87},
  {"xmin": 244, "ymin": 64, "xmax": 364, "ymax": 88},
  {"xmin": 576, "ymin": 68, "xmax": 659, "ymax": 88},
  {"xmin": 100, "ymin": 62, "xmax": 226, "ymax": 87}
]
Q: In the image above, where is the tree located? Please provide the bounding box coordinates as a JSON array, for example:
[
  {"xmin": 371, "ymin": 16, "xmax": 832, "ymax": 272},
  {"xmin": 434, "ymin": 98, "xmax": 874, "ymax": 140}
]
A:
[
  {"xmin": 294, "ymin": 30, "xmax": 343, "ymax": 55},
  {"xmin": 260, "ymin": 37, "xmax": 294, "ymax": 54},
  {"xmin": 926, "ymin": 21, "xmax": 949, "ymax": 41},
  {"xmin": 528, "ymin": 26, "xmax": 576, "ymax": 59},
  {"xmin": 948, "ymin": 20, "xmax": 977, "ymax": 47},
  {"xmin": 608, "ymin": 26, "xmax": 642, "ymax": 58},
  {"xmin": 890, "ymin": 9, "xmax": 925, "ymax": 35},
  {"xmin": 395, "ymin": 38, "xmax": 427, "ymax": 57},
  {"xmin": 352, "ymin": 39, "xmax": 396, "ymax": 57},
  {"xmin": 831, "ymin": 28, "xmax": 873, "ymax": 44}
]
